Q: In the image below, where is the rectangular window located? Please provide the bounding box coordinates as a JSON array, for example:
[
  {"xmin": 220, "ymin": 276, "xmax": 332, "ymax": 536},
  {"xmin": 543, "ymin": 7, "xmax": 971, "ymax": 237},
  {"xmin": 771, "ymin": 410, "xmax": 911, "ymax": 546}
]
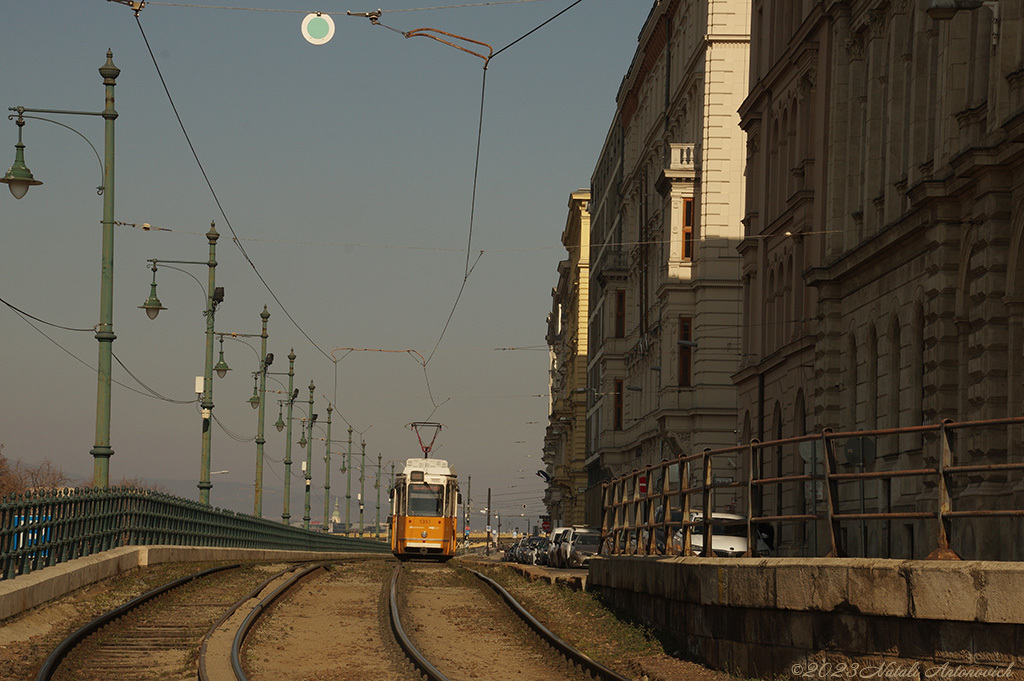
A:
[
  {"xmin": 679, "ymin": 317, "xmax": 692, "ymax": 387},
  {"xmin": 683, "ymin": 198, "xmax": 694, "ymax": 261},
  {"xmin": 614, "ymin": 380, "xmax": 624, "ymax": 430},
  {"xmin": 408, "ymin": 483, "xmax": 444, "ymax": 517},
  {"xmin": 614, "ymin": 290, "xmax": 626, "ymax": 338}
]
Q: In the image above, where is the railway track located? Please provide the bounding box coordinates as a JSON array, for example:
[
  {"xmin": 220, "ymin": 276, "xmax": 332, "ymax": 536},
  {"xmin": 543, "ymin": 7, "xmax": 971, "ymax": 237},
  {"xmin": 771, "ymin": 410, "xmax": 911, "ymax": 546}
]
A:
[
  {"xmin": 37, "ymin": 562, "xmax": 303, "ymax": 681},
  {"xmin": 388, "ymin": 562, "xmax": 631, "ymax": 681},
  {"xmin": 33, "ymin": 558, "xmax": 633, "ymax": 681}
]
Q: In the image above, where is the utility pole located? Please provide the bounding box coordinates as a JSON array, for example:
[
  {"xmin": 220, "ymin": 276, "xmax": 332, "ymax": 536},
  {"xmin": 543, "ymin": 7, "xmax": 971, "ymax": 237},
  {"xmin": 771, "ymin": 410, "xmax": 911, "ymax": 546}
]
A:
[
  {"xmin": 345, "ymin": 427, "xmax": 352, "ymax": 534},
  {"xmin": 323, "ymin": 404, "xmax": 333, "ymax": 531},
  {"xmin": 359, "ymin": 439, "xmax": 366, "ymax": 536},
  {"xmin": 303, "ymin": 381, "xmax": 315, "ymax": 530},
  {"xmin": 281, "ymin": 350, "xmax": 296, "ymax": 525},
  {"xmin": 465, "ymin": 475, "xmax": 471, "ymax": 544},
  {"xmin": 375, "ymin": 452, "xmax": 382, "ymax": 539},
  {"xmin": 253, "ymin": 306, "xmax": 270, "ymax": 517},
  {"xmin": 486, "ymin": 487, "xmax": 492, "ymax": 557}
]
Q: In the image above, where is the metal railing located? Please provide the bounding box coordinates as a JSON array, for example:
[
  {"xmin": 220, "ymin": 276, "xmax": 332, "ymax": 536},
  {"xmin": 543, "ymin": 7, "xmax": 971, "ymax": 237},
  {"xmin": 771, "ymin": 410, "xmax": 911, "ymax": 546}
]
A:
[
  {"xmin": 601, "ymin": 416, "xmax": 1024, "ymax": 560},
  {"xmin": 0, "ymin": 486, "xmax": 389, "ymax": 580}
]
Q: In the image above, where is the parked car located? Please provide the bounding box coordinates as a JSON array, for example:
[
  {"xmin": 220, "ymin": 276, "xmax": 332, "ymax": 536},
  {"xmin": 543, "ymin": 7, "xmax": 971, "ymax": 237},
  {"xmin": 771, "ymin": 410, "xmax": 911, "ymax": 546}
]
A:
[
  {"xmin": 517, "ymin": 535, "xmax": 546, "ymax": 565},
  {"xmin": 533, "ymin": 536, "xmax": 550, "ymax": 565},
  {"xmin": 566, "ymin": 529, "xmax": 601, "ymax": 568},
  {"xmin": 557, "ymin": 526, "xmax": 595, "ymax": 568},
  {"xmin": 546, "ymin": 527, "xmax": 572, "ymax": 567},
  {"xmin": 504, "ymin": 539, "xmax": 522, "ymax": 562},
  {"xmin": 675, "ymin": 512, "xmax": 772, "ymax": 557}
]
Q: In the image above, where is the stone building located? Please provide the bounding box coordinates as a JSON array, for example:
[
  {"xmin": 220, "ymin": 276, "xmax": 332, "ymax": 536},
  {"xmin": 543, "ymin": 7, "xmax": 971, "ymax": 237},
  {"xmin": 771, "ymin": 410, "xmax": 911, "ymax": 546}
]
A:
[
  {"xmin": 737, "ymin": 0, "xmax": 1024, "ymax": 559},
  {"xmin": 543, "ymin": 191, "xmax": 591, "ymax": 527},
  {"xmin": 578, "ymin": 0, "xmax": 751, "ymax": 521}
]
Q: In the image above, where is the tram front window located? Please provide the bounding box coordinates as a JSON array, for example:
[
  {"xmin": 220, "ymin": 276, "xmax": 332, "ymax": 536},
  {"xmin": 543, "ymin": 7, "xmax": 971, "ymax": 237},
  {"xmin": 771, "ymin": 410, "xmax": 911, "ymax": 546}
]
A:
[{"xmin": 408, "ymin": 483, "xmax": 444, "ymax": 517}]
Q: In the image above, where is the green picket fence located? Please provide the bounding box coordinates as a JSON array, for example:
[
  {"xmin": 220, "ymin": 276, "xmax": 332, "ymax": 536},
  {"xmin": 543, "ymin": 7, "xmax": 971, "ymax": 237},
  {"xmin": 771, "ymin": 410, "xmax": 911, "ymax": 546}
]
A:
[{"xmin": 0, "ymin": 486, "xmax": 390, "ymax": 580}]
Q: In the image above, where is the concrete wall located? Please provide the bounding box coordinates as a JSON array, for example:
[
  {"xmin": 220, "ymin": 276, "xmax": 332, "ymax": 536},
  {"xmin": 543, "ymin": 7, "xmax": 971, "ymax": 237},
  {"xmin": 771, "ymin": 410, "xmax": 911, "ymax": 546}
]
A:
[
  {"xmin": 590, "ymin": 556, "xmax": 1024, "ymax": 678},
  {"xmin": 0, "ymin": 546, "xmax": 384, "ymax": 621}
]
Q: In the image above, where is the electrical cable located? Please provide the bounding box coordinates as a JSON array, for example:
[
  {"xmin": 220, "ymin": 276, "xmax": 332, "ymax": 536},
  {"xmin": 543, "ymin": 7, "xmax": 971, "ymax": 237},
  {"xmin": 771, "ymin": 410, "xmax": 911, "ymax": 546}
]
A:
[
  {"xmin": 0, "ymin": 295, "xmax": 95, "ymax": 332},
  {"xmin": 145, "ymin": 1, "xmax": 547, "ymax": 13},
  {"xmin": 134, "ymin": 15, "xmax": 334, "ymax": 364},
  {"xmin": 4, "ymin": 300, "xmax": 197, "ymax": 402}
]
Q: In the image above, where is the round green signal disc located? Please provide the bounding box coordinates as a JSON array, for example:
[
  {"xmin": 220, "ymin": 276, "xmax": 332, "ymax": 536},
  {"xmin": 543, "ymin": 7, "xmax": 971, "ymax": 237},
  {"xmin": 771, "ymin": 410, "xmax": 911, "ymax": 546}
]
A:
[{"xmin": 301, "ymin": 13, "xmax": 335, "ymax": 46}]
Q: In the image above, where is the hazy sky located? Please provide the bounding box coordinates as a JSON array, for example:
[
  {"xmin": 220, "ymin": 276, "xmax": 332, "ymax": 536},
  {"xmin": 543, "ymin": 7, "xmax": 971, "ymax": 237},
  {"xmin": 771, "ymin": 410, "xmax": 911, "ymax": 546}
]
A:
[{"xmin": 0, "ymin": 0, "xmax": 649, "ymax": 526}]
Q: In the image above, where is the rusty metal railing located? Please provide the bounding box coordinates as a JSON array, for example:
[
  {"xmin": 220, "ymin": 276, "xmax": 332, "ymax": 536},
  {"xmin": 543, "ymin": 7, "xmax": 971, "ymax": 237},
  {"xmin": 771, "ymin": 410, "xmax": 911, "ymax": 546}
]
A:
[{"xmin": 600, "ymin": 416, "xmax": 1024, "ymax": 560}]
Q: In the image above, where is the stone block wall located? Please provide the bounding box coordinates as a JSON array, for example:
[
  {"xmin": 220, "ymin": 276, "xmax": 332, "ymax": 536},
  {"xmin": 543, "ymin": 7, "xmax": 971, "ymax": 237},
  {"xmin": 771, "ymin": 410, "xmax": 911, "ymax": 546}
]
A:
[{"xmin": 589, "ymin": 556, "xmax": 1024, "ymax": 678}]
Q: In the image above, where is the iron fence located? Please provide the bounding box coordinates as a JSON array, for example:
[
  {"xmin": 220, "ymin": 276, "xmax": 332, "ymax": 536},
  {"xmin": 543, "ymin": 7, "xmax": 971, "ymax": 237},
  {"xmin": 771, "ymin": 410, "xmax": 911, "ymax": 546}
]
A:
[
  {"xmin": 601, "ymin": 416, "xmax": 1024, "ymax": 560},
  {"xmin": 0, "ymin": 486, "xmax": 389, "ymax": 580}
]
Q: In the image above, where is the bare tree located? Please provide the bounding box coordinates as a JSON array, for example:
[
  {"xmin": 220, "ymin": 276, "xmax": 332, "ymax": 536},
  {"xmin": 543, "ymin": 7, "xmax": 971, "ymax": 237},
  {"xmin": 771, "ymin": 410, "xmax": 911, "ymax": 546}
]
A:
[{"xmin": 0, "ymin": 447, "xmax": 72, "ymax": 496}]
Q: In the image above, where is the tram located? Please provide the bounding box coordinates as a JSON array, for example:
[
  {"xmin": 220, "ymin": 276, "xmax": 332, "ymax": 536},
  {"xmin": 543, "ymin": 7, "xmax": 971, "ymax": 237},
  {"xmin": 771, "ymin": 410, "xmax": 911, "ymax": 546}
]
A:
[
  {"xmin": 389, "ymin": 457, "xmax": 460, "ymax": 560},
  {"xmin": 389, "ymin": 422, "xmax": 460, "ymax": 561}
]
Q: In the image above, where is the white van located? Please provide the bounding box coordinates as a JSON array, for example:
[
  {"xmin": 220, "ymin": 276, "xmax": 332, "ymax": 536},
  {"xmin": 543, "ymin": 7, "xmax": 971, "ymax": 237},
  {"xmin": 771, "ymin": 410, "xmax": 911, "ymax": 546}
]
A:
[{"xmin": 676, "ymin": 512, "xmax": 772, "ymax": 557}]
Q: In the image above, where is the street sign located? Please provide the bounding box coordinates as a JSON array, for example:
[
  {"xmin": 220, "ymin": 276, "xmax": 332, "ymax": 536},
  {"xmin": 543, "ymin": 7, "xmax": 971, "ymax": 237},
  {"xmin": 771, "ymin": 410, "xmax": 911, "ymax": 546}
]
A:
[
  {"xmin": 541, "ymin": 520, "xmax": 550, "ymax": 532},
  {"xmin": 301, "ymin": 13, "xmax": 335, "ymax": 45}
]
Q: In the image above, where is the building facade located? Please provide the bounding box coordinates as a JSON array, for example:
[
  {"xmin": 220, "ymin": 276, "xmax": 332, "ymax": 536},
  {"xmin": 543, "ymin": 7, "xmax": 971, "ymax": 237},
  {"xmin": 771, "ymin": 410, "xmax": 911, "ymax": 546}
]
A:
[
  {"xmin": 544, "ymin": 191, "xmax": 591, "ymax": 527},
  {"xmin": 573, "ymin": 0, "xmax": 751, "ymax": 524},
  {"xmin": 738, "ymin": 0, "xmax": 1024, "ymax": 559}
]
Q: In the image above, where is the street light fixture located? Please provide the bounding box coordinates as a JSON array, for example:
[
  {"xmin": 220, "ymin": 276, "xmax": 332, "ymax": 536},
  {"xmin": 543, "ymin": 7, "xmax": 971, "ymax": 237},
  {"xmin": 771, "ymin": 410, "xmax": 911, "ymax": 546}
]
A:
[
  {"xmin": 1, "ymin": 116, "xmax": 43, "ymax": 199},
  {"xmin": 214, "ymin": 337, "xmax": 231, "ymax": 379},
  {"xmin": 143, "ymin": 223, "xmax": 223, "ymax": 504},
  {"xmin": 2, "ymin": 52, "xmax": 121, "ymax": 488}
]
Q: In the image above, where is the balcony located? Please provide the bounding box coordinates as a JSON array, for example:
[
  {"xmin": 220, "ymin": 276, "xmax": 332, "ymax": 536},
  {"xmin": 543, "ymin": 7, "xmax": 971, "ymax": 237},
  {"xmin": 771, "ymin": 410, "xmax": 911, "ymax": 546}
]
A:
[{"xmin": 665, "ymin": 142, "xmax": 699, "ymax": 172}]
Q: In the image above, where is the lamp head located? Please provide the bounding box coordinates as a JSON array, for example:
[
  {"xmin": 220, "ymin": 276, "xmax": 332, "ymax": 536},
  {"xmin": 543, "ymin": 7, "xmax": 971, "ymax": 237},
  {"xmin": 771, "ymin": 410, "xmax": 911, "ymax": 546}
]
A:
[
  {"xmin": 2, "ymin": 139, "xmax": 43, "ymax": 199},
  {"xmin": 139, "ymin": 284, "xmax": 166, "ymax": 319},
  {"xmin": 214, "ymin": 351, "xmax": 231, "ymax": 378}
]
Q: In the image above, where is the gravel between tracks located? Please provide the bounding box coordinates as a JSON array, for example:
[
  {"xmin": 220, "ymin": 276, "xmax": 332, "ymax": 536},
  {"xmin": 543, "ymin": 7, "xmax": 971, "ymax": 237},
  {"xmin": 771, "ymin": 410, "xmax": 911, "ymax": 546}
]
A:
[
  {"xmin": 242, "ymin": 557, "xmax": 417, "ymax": 681},
  {"xmin": 401, "ymin": 562, "xmax": 592, "ymax": 681}
]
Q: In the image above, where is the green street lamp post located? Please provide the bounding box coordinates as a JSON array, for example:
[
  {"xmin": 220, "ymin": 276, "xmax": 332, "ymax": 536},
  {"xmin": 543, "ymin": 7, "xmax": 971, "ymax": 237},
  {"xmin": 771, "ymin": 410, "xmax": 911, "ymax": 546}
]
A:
[
  {"xmin": 274, "ymin": 350, "xmax": 297, "ymax": 524},
  {"xmin": 359, "ymin": 439, "xmax": 367, "ymax": 536},
  {"xmin": 210, "ymin": 314, "xmax": 272, "ymax": 514},
  {"xmin": 3, "ymin": 51, "xmax": 120, "ymax": 488},
  {"xmin": 141, "ymin": 223, "xmax": 225, "ymax": 504},
  {"xmin": 253, "ymin": 306, "xmax": 271, "ymax": 516},
  {"xmin": 345, "ymin": 427, "xmax": 353, "ymax": 534},
  {"xmin": 323, "ymin": 404, "xmax": 333, "ymax": 531},
  {"xmin": 375, "ymin": 452, "xmax": 382, "ymax": 539},
  {"xmin": 303, "ymin": 381, "xmax": 316, "ymax": 530}
]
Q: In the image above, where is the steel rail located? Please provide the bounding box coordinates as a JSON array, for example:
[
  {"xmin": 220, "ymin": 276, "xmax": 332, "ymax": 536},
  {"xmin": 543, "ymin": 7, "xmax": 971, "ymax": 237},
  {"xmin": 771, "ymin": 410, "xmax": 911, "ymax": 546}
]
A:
[
  {"xmin": 35, "ymin": 563, "xmax": 241, "ymax": 681},
  {"xmin": 230, "ymin": 563, "xmax": 325, "ymax": 680},
  {"xmin": 388, "ymin": 564, "xmax": 450, "ymax": 681},
  {"xmin": 197, "ymin": 563, "xmax": 306, "ymax": 681},
  {"xmin": 465, "ymin": 568, "xmax": 632, "ymax": 681}
]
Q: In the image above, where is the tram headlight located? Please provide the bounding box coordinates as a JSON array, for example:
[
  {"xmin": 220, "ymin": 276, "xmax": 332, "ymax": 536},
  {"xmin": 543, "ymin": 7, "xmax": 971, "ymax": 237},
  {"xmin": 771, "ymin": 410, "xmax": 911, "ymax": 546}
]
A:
[{"xmin": 421, "ymin": 530, "xmax": 428, "ymax": 538}]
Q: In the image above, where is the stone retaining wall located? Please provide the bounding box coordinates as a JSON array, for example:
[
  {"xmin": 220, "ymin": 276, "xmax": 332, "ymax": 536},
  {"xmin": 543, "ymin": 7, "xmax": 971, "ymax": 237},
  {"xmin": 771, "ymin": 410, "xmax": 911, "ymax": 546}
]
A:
[{"xmin": 589, "ymin": 556, "xmax": 1024, "ymax": 679}]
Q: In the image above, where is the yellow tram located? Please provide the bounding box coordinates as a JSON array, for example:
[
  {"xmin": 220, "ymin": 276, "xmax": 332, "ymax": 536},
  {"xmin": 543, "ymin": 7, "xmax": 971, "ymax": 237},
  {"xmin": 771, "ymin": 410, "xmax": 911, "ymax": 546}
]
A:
[{"xmin": 389, "ymin": 457, "xmax": 460, "ymax": 561}]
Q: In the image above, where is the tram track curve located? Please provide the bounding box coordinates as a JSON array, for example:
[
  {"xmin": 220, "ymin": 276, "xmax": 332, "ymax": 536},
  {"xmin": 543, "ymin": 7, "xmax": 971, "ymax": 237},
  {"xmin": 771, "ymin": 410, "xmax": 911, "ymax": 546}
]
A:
[
  {"xmin": 389, "ymin": 562, "xmax": 632, "ymax": 681},
  {"xmin": 35, "ymin": 562, "xmax": 317, "ymax": 681},
  {"xmin": 32, "ymin": 558, "xmax": 636, "ymax": 681}
]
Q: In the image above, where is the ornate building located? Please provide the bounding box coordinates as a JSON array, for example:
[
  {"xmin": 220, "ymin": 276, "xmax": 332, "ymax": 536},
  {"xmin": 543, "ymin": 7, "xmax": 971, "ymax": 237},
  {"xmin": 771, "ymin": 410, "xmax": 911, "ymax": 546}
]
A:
[
  {"xmin": 737, "ymin": 0, "xmax": 1024, "ymax": 558},
  {"xmin": 544, "ymin": 191, "xmax": 590, "ymax": 527},
  {"xmin": 580, "ymin": 0, "xmax": 751, "ymax": 522}
]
